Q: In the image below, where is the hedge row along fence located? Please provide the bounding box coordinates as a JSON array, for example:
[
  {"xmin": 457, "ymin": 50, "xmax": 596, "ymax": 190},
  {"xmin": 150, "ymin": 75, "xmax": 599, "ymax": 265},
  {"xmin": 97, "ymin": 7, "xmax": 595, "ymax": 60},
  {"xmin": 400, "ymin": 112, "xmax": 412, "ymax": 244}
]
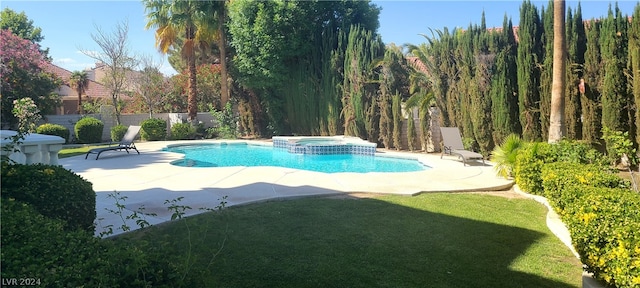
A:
[{"xmin": 513, "ymin": 141, "xmax": 640, "ymax": 287}]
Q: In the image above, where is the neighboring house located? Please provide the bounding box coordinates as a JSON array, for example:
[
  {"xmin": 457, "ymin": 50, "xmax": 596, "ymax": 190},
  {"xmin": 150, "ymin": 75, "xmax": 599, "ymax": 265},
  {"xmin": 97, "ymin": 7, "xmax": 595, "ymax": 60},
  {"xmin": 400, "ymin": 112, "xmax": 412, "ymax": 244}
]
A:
[{"xmin": 43, "ymin": 62, "xmax": 132, "ymax": 115}]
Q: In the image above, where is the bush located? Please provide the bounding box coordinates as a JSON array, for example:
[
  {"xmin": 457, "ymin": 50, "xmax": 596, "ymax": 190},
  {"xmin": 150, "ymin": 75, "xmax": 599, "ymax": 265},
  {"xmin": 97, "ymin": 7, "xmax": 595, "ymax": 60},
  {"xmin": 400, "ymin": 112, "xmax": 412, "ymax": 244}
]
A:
[
  {"xmin": 171, "ymin": 123, "xmax": 196, "ymax": 140},
  {"xmin": 530, "ymin": 160, "xmax": 640, "ymax": 287},
  {"xmin": 74, "ymin": 117, "xmax": 104, "ymax": 144},
  {"xmin": 514, "ymin": 140, "xmax": 607, "ymax": 195},
  {"xmin": 561, "ymin": 187, "xmax": 640, "ymax": 287},
  {"xmin": 0, "ymin": 163, "xmax": 96, "ymax": 232},
  {"xmin": 36, "ymin": 123, "xmax": 70, "ymax": 143},
  {"xmin": 1, "ymin": 199, "xmax": 175, "ymax": 287},
  {"xmin": 541, "ymin": 162, "xmax": 630, "ymax": 213},
  {"xmin": 110, "ymin": 124, "xmax": 128, "ymax": 142},
  {"xmin": 141, "ymin": 118, "xmax": 167, "ymax": 141}
]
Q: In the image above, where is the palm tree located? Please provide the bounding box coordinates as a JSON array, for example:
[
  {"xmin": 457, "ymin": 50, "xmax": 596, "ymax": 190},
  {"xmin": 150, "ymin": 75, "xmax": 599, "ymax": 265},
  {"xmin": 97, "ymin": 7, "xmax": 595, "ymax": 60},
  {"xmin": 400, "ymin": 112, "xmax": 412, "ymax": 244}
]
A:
[
  {"xmin": 144, "ymin": 0, "xmax": 216, "ymax": 124},
  {"xmin": 549, "ymin": 0, "xmax": 566, "ymax": 142},
  {"xmin": 69, "ymin": 71, "xmax": 89, "ymax": 114},
  {"xmin": 212, "ymin": 0, "xmax": 229, "ymax": 108}
]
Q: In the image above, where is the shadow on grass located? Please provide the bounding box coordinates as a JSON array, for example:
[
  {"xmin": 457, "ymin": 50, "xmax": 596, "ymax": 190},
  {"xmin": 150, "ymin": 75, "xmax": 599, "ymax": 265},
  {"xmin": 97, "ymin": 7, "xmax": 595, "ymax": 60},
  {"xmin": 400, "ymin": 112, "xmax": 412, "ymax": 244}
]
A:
[{"xmin": 114, "ymin": 191, "xmax": 580, "ymax": 288}]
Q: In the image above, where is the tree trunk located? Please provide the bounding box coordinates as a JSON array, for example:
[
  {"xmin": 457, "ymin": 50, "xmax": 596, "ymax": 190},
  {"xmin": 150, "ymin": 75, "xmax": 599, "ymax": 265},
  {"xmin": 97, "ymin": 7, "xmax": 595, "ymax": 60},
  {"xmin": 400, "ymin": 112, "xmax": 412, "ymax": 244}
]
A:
[
  {"xmin": 219, "ymin": 5, "xmax": 229, "ymax": 108},
  {"xmin": 77, "ymin": 89, "xmax": 83, "ymax": 114},
  {"xmin": 549, "ymin": 0, "xmax": 566, "ymax": 143},
  {"xmin": 186, "ymin": 25, "xmax": 198, "ymax": 124}
]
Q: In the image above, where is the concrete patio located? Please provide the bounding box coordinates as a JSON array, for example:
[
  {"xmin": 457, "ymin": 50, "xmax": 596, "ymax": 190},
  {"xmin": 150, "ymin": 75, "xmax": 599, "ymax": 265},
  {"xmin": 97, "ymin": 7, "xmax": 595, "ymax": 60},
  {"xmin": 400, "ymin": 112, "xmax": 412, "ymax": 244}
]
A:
[{"xmin": 59, "ymin": 140, "xmax": 514, "ymax": 237}]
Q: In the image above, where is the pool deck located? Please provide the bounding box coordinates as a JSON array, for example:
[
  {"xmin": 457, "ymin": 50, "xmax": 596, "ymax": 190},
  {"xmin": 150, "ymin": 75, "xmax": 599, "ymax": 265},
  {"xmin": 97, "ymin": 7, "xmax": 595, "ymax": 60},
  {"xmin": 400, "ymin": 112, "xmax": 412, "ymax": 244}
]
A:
[{"xmin": 59, "ymin": 140, "xmax": 514, "ymax": 237}]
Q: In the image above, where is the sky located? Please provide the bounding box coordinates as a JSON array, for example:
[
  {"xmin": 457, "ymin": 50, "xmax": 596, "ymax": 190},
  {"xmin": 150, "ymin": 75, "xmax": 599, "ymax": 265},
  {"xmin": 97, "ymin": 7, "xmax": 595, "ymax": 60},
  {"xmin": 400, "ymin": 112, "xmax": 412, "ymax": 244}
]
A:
[{"xmin": 2, "ymin": 0, "xmax": 638, "ymax": 77}]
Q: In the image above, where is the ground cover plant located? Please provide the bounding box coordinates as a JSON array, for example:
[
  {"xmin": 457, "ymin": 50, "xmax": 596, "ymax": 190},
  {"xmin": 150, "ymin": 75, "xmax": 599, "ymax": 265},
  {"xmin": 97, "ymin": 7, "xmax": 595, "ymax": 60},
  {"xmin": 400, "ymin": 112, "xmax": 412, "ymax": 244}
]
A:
[{"xmin": 118, "ymin": 193, "xmax": 582, "ymax": 287}]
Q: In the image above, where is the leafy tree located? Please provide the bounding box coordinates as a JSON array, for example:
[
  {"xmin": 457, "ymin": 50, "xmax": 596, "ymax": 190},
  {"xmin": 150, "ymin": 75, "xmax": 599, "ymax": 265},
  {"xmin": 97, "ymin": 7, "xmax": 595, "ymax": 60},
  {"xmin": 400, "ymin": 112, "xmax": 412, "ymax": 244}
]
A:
[
  {"xmin": 171, "ymin": 64, "xmax": 222, "ymax": 113},
  {"xmin": 0, "ymin": 8, "xmax": 48, "ymax": 57},
  {"xmin": 0, "ymin": 29, "xmax": 60, "ymax": 128},
  {"xmin": 548, "ymin": 0, "xmax": 567, "ymax": 143},
  {"xmin": 144, "ymin": 0, "xmax": 217, "ymax": 125},
  {"xmin": 130, "ymin": 56, "xmax": 168, "ymax": 117},
  {"xmin": 69, "ymin": 71, "xmax": 89, "ymax": 114}
]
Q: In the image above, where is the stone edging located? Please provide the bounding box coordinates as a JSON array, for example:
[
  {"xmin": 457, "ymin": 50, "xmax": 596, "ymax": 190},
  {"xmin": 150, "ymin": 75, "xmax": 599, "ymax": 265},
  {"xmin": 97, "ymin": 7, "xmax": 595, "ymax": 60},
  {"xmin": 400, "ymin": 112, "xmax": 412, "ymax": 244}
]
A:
[{"xmin": 512, "ymin": 185, "xmax": 603, "ymax": 288}]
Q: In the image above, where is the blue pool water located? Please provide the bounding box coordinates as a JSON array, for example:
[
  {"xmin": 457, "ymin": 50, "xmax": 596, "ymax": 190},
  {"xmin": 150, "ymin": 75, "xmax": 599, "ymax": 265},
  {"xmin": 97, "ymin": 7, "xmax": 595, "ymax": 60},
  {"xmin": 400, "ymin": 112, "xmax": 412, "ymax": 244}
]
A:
[{"xmin": 163, "ymin": 143, "xmax": 429, "ymax": 173}]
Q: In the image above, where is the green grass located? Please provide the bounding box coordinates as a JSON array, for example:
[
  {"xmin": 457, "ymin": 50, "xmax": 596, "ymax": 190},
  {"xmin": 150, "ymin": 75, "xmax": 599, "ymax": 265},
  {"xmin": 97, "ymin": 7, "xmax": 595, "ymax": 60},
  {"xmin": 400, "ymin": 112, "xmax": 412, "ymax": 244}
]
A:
[
  {"xmin": 58, "ymin": 145, "xmax": 109, "ymax": 158},
  {"xmin": 116, "ymin": 193, "xmax": 582, "ymax": 288}
]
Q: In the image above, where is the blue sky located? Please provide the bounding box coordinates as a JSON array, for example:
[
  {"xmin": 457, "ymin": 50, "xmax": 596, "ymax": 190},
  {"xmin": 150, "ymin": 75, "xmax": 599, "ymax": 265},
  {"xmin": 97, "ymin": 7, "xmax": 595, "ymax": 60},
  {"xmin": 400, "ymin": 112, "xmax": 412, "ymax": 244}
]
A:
[{"xmin": 2, "ymin": 0, "xmax": 638, "ymax": 76}]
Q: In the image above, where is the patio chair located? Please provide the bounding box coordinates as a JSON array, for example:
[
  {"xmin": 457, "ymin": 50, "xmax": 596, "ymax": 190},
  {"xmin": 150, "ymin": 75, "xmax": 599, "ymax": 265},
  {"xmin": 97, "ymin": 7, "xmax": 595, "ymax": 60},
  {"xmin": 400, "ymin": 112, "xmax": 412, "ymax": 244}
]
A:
[
  {"xmin": 85, "ymin": 125, "xmax": 141, "ymax": 160},
  {"xmin": 439, "ymin": 127, "xmax": 485, "ymax": 166}
]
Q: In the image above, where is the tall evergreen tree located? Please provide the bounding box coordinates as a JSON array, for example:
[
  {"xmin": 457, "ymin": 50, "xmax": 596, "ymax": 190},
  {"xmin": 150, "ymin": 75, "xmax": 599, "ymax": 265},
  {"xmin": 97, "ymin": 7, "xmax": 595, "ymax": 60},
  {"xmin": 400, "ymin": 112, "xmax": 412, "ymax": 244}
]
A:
[
  {"xmin": 470, "ymin": 15, "xmax": 495, "ymax": 154},
  {"xmin": 517, "ymin": 0, "xmax": 544, "ymax": 141},
  {"xmin": 342, "ymin": 25, "xmax": 383, "ymax": 138},
  {"xmin": 582, "ymin": 19, "xmax": 603, "ymax": 144},
  {"xmin": 564, "ymin": 4, "xmax": 586, "ymax": 140},
  {"xmin": 600, "ymin": 4, "xmax": 629, "ymax": 133},
  {"xmin": 540, "ymin": 1, "xmax": 554, "ymax": 139},
  {"xmin": 491, "ymin": 15, "xmax": 520, "ymax": 144},
  {"xmin": 631, "ymin": 4, "xmax": 640, "ymax": 145}
]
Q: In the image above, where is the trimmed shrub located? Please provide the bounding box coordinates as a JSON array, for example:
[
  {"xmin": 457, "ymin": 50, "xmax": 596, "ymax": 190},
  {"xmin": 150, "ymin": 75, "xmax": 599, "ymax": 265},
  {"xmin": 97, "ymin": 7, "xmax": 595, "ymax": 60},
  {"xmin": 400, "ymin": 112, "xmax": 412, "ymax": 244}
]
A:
[
  {"xmin": 541, "ymin": 162, "xmax": 630, "ymax": 213},
  {"xmin": 514, "ymin": 140, "xmax": 607, "ymax": 195},
  {"xmin": 561, "ymin": 187, "xmax": 640, "ymax": 287},
  {"xmin": 36, "ymin": 123, "xmax": 70, "ymax": 143},
  {"xmin": 141, "ymin": 118, "xmax": 167, "ymax": 141},
  {"xmin": 111, "ymin": 124, "xmax": 128, "ymax": 142},
  {"xmin": 1, "ymin": 199, "xmax": 175, "ymax": 287},
  {"xmin": 0, "ymin": 163, "xmax": 96, "ymax": 232},
  {"xmin": 171, "ymin": 123, "xmax": 196, "ymax": 140},
  {"xmin": 74, "ymin": 117, "xmax": 104, "ymax": 144},
  {"xmin": 532, "ymin": 160, "xmax": 639, "ymax": 287}
]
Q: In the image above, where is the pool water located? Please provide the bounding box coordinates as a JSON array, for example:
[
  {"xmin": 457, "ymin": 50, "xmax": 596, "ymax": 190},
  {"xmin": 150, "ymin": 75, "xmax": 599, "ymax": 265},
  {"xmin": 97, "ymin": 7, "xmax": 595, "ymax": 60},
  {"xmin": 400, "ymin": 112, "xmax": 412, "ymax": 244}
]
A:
[{"xmin": 164, "ymin": 143, "xmax": 429, "ymax": 173}]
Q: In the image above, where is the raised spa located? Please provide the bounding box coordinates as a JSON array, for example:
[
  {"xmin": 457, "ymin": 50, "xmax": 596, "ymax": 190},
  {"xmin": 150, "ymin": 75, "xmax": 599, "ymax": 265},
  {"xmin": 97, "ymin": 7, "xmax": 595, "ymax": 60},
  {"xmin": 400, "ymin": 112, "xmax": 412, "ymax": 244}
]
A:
[{"xmin": 272, "ymin": 136, "xmax": 377, "ymax": 156}]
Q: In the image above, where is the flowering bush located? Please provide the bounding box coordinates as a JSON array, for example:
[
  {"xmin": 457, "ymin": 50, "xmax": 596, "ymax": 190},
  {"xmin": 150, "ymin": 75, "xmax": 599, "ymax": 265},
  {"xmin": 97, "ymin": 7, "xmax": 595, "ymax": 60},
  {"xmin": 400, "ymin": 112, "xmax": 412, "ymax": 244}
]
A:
[
  {"xmin": 12, "ymin": 97, "xmax": 41, "ymax": 133},
  {"xmin": 1, "ymin": 29, "xmax": 60, "ymax": 126}
]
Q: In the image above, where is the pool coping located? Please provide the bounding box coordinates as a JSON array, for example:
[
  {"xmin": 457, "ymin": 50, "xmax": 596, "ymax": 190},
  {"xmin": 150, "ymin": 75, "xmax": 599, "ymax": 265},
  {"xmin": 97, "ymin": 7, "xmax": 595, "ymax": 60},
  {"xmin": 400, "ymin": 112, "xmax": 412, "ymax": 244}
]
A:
[{"xmin": 59, "ymin": 139, "xmax": 514, "ymax": 237}]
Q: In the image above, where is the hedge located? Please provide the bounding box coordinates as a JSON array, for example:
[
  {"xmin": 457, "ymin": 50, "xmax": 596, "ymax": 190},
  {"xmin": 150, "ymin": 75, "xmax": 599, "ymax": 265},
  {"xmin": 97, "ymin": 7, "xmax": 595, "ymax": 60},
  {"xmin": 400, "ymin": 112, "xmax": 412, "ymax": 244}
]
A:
[
  {"xmin": 1, "ymin": 163, "xmax": 96, "ymax": 232},
  {"xmin": 36, "ymin": 123, "xmax": 70, "ymax": 143},
  {"xmin": 516, "ymin": 148, "xmax": 640, "ymax": 287}
]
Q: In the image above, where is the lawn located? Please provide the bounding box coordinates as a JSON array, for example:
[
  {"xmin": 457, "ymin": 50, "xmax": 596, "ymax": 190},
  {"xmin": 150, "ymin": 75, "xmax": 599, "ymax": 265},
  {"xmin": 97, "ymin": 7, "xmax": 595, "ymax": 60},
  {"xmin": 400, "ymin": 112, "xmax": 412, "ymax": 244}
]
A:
[
  {"xmin": 58, "ymin": 145, "xmax": 109, "ymax": 158},
  {"xmin": 116, "ymin": 193, "xmax": 582, "ymax": 288}
]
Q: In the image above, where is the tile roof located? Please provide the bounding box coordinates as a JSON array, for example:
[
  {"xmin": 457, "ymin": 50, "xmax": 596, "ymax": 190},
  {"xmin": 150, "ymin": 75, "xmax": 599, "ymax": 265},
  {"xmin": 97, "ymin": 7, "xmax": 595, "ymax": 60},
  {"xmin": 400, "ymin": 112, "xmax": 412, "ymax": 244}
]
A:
[{"xmin": 43, "ymin": 62, "xmax": 113, "ymax": 98}]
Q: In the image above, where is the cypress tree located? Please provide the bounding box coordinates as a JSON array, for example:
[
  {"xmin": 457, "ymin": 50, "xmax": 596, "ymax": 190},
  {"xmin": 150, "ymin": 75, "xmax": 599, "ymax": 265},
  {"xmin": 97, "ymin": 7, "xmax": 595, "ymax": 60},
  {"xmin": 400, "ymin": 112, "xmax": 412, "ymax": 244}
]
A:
[
  {"xmin": 491, "ymin": 15, "xmax": 520, "ymax": 144},
  {"xmin": 517, "ymin": 0, "xmax": 544, "ymax": 141},
  {"xmin": 582, "ymin": 19, "xmax": 603, "ymax": 143},
  {"xmin": 392, "ymin": 92, "xmax": 403, "ymax": 150},
  {"xmin": 565, "ymin": 4, "xmax": 586, "ymax": 140},
  {"xmin": 342, "ymin": 25, "xmax": 383, "ymax": 138},
  {"xmin": 600, "ymin": 4, "xmax": 629, "ymax": 133},
  {"xmin": 540, "ymin": 1, "xmax": 554, "ymax": 139},
  {"xmin": 470, "ymin": 17, "xmax": 495, "ymax": 155},
  {"xmin": 457, "ymin": 24, "xmax": 476, "ymax": 142},
  {"xmin": 631, "ymin": 4, "xmax": 640, "ymax": 145}
]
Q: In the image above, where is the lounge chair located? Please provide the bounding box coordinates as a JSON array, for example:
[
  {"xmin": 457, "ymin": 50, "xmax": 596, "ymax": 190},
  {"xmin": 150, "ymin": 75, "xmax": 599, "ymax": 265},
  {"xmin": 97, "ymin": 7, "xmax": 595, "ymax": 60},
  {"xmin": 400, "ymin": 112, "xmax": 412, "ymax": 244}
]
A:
[
  {"xmin": 440, "ymin": 127, "xmax": 485, "ymax": 166},
  {"xmin": 85, "ymin": 125, "xmax": 141, "ymax": 160}
]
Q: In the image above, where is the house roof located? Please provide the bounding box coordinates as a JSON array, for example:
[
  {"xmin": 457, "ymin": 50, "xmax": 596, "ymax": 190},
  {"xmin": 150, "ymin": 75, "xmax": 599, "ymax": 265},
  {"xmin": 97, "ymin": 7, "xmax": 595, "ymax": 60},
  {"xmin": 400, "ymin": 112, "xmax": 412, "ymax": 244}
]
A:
[{"xmin": 43, "ymin": 62, "xmax": 112, "ymax": 98}]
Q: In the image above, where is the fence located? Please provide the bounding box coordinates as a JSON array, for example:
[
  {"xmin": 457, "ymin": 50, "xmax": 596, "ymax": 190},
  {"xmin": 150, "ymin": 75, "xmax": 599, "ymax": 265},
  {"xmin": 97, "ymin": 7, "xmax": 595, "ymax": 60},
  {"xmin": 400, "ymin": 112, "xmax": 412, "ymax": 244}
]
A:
[{"xmin": 43, "ymin": 110, "xmax": 216, "ymax": 142}]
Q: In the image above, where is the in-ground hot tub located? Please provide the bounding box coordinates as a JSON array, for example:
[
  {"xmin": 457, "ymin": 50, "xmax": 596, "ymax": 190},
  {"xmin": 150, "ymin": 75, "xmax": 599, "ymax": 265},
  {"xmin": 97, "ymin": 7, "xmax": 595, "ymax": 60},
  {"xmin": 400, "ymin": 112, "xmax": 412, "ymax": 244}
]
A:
[{"xmin": 272, "ymin": 136, "xmax": 377, "ymax": 155}]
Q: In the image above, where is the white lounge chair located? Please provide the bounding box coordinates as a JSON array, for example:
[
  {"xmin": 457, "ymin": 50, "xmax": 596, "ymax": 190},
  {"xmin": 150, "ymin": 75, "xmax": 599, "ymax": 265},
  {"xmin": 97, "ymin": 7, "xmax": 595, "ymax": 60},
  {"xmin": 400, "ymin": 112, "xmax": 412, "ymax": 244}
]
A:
[
  {"xmin": 440, "ymin": 127, "xmax": 484, "ymax": 166},
  {"xmin": 85, "ymin": 125, "xmax": 141, "ymax": 160}
]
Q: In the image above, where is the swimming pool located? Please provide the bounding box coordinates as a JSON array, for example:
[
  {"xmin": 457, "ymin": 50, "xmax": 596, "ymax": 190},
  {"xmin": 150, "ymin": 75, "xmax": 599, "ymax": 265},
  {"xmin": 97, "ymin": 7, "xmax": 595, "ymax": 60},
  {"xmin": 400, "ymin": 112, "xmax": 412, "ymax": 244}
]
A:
[{"xmin": 163, "ymin": 142, "xmax": 429, "ymax": 173}]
